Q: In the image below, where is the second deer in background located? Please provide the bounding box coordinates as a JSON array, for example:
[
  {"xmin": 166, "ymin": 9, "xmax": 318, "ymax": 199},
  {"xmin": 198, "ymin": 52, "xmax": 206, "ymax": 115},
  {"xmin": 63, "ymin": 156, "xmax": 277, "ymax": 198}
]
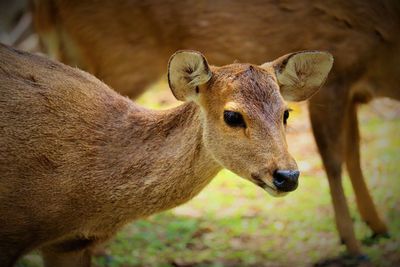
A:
[{"xmin": 33, "ymin": 0, "xmax": 400, "ymax": 259}]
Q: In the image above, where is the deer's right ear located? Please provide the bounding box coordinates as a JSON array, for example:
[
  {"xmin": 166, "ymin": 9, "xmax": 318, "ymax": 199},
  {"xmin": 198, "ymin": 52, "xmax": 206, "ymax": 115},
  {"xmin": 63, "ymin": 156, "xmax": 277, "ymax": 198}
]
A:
[
  {"xmin": 262, "ymin": 51, "xmax": 333, "ymax": 102},
  {"xmin": 168, "ymin": 50, "xmax": 212, "ymax": 101}
]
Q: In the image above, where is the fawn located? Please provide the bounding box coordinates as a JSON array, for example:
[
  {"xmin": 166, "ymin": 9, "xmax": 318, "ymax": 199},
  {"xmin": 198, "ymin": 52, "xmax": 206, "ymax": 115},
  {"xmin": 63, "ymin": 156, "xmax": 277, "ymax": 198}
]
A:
[{"xmin": 0, "ymin": 44, "xmax": 332, "ymax": 266}]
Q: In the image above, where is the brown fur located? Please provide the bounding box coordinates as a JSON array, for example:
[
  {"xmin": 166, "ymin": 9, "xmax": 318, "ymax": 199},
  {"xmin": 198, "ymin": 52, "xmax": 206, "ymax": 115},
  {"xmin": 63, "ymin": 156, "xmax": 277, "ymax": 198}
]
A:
[
  {"xmin": 32, "ymin": 0, "xmax": 400, "ymax": 256},
  {"xmin": 0, "ymin": 45, "xmax": 329, "ymax": 266}
]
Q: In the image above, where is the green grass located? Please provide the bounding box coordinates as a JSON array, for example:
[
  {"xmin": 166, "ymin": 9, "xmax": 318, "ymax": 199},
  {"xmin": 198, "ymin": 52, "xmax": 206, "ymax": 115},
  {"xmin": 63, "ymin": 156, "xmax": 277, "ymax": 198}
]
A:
[{"xmin": 17, "ymin": 85, "xmax": 400, "ymax": 266}]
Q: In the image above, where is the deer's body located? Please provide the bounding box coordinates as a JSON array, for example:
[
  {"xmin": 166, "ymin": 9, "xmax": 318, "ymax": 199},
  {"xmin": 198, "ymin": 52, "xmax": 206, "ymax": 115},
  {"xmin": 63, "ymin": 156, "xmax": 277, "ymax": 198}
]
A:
[
  {"xmin": 0, "ymin": 45, "xmax": 220, "ymax": 265},
  {"xmin": 33, "ymin": 0, "xmax": 400, "ymax": 257},
  {"xmin": 0, "ymin": 44, "xmax": 332, "ymax": 266},
  {"xmin": 34, "ymin": 0, "xmax": 399, "ymax": 98}
]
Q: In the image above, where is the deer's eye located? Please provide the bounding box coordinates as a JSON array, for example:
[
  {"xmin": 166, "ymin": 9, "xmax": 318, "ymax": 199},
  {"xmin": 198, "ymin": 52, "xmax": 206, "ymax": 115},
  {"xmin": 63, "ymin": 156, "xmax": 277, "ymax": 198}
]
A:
[
  {"xmin": 283, "ymin": 110, "xmax": 290, "ymax": 125},
  {"xmin": 224, "ymin": 110, "xmax": 246, "ymax": 128}
]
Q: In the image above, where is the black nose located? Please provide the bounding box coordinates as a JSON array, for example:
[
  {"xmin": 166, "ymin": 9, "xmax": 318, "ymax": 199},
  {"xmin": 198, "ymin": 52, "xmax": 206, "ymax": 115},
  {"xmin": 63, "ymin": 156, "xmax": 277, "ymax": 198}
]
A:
[{"xmin": 273, "ymin": 170, "xmax": 299, "ymax": 192}]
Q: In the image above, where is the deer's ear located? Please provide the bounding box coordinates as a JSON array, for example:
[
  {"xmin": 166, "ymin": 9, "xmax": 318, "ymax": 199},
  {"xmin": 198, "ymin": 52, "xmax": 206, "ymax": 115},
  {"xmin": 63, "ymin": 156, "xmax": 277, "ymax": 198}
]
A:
[
  {"xmin": 168, "ymin": 50, "xmax": 212, "ymax": 101},
  {"xmin": 263, "ymin": 51, "xmax": 333, "ymax": 102}
]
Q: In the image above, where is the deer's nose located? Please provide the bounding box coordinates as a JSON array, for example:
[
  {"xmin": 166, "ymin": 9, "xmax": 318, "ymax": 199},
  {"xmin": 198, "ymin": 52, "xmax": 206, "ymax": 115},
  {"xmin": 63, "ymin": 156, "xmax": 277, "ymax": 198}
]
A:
[{"xmin": 273, "ymin": 170, "xmax": 299, "ymax": 192}]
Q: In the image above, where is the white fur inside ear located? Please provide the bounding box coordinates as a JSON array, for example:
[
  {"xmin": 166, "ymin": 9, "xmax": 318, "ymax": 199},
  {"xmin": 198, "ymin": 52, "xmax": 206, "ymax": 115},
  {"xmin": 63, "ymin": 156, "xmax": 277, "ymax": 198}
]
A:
[
  {"xmin": 168, "ymin": 51, "xmax": 212, "ymax": 101},
  {"xmin": 277, "ymin": 52, "xmax": 333, "ymax": 101}
]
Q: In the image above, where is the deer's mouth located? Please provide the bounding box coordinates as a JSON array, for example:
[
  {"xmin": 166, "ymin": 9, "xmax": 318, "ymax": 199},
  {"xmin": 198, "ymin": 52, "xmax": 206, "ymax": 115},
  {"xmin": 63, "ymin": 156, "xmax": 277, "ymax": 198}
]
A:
[{"xmin": 250, "ymin": 173, "xmax": 288, "ymax": 197}]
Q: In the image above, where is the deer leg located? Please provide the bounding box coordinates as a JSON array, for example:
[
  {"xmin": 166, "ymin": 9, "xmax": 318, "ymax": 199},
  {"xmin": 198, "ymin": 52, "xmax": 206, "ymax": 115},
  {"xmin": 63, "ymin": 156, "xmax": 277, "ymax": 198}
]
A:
[
  {"xmin": 0, "ymin": 231, "xmax": 32, "ymax": 267},
  {"xmin": 0, "ymin": 247, "xmax": 20, "ymax": 267},
  {"xmin": 309, "ymin": 90, "xmax": 361, "ymax": 255},
  {"xmin": 344, "ymin": 102, "xmax": 388, "ymax": 236},
  {"xmin": 42, "ymin": 248, "xmax": 92, "ymax": 267},
  {"xmin": 42, "ymin": 238, "xmax": 95, "ymax": 267}
]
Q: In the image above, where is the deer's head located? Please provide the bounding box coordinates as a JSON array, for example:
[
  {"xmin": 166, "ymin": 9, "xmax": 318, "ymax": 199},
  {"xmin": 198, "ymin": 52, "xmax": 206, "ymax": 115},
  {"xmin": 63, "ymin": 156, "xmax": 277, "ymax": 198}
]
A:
[{"xmin": 168, "ymin": 50, "xmax": 333, "ymax": 196}]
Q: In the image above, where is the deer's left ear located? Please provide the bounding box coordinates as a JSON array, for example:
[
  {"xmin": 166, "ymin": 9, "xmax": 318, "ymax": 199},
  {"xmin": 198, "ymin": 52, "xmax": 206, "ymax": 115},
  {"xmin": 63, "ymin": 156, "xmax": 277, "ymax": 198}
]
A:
[
  {"xmin": 168, "ymin": 50, "xmax": 212, "ymax": 102},
  {"xmin": 262, "ymin": 51, "xmax": 334, "ymax": 102}
]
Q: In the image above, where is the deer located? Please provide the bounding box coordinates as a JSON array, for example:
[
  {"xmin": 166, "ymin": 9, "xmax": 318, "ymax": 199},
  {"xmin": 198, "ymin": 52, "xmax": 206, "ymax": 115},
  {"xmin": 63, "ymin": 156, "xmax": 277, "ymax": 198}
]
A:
[
  {"xmin": 31, "ymin": 0, "xmax": 400, "ymax": 260},
  {"xmin": 0, "ymin": 43, "xmax": 333, "ymax": 267}
]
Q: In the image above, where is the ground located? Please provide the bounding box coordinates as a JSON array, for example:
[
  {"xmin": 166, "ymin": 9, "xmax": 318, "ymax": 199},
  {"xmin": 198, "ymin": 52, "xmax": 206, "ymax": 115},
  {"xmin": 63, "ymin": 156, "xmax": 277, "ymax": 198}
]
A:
[{"xmin": 18, "ymin": 81, "xmax": 400, "ymax": 267}]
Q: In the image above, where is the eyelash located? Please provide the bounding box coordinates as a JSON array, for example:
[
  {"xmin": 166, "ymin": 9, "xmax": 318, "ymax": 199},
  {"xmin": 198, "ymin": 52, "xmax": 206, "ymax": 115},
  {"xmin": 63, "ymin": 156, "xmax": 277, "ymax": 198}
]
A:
[{"xmin": 223, "ymin": 109, "xmax": 291, "ymax": 128}]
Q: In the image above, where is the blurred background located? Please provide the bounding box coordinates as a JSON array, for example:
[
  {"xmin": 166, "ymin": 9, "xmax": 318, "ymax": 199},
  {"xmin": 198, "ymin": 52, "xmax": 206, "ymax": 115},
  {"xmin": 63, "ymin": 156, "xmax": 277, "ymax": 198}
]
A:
[{"xmin": 0, "ymin": 0, "xmax": 399, "ymax": 266}]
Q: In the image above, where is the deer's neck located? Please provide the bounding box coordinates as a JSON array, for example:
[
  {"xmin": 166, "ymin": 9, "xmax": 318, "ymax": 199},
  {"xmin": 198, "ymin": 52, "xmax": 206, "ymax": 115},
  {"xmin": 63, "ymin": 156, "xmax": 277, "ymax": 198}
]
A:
[{"xmin": 108, "ymin": 102, "xmax": 222, "ymax": 218}]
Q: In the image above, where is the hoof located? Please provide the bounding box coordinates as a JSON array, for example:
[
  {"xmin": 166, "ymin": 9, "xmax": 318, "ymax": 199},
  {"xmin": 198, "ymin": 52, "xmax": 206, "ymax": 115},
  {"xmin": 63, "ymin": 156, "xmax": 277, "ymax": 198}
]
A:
[
  {"xmin": 362, "ymin": 232, "xmax": 390, "ymax": 246},
  {"xmin": 314, "ymin": 253, "xmax": 369, "ymax": 267}
]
